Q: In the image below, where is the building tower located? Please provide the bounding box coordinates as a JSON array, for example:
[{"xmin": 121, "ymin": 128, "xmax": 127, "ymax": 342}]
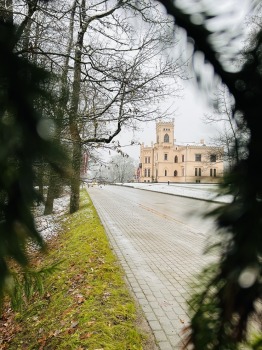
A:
[{"xmin": 156, "ymin": 119, "xmax": 175, "ymax": 145}]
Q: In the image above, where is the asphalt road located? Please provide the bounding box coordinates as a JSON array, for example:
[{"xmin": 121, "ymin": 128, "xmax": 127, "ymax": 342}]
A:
[{"xmin": 87, "ymin": 185, "xmax": 221, "ymax": 349}]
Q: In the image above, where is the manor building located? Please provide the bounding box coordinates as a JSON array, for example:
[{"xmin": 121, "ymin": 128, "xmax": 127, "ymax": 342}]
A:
[{"xmin": 138, "ymin": 120, "xmax": 224, "ymax": 183}]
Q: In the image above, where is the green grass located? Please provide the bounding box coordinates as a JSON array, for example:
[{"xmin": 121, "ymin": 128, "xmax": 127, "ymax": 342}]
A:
[{"xmin": 7, "ymin": 191, "xmax": 148, "ymax": 350}]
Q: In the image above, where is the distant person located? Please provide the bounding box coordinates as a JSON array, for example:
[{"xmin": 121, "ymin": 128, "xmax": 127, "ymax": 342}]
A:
[{"xmin": 168, "ymin": 181, "xmax": 170, "ymax": 185}]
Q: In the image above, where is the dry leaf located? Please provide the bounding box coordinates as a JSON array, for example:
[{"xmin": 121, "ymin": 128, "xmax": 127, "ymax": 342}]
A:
[
  {"xmin": 71, "ymin": 321, "xmax": 79, "ymax": 328},
  {"xmin": 80, "ymin": 332, "xmax": 93, "ymax": 339}
]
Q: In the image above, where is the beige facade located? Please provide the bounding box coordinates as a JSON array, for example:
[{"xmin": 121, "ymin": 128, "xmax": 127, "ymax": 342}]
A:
[{"xmin": 138, "ymin": 120, "xmax": 224, "ymax": 183}]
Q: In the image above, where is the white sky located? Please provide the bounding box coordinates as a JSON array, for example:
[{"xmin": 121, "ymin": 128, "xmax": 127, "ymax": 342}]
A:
[
  {"xmin": 102, "ymin": 0, "xmax": 254, "ymax": 164},
  {"xmin": 114, "ymin": 80, "xmax": 221, "ymax": 162}
]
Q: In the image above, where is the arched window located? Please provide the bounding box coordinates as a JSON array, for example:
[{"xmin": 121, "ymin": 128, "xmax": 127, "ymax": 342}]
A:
[
  {"xmin": 174, "ymin": 155, "xmax": 178, "ymax": 163},
  {"xmin": 174, "ymin": 170, "xmax": 177, "ymax": 176},
  {"xmin": 165, "ymin": 170, "xmax": 167, "ymax": 176},
  {"xmin": 164, "ymin": 133, "xmax": 169, "ymax": 143}
]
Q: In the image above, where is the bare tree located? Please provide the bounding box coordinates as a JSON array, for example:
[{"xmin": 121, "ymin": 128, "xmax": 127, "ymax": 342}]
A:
[
  {"xmin": 203, "ymin": 85, "xmax": 249, "ymax": 171},
  {"xmin": 8, "ymin": 0, "xmax": 187, "ymax": 215},
  {"xmin": 62, "ymin": 0, "xmax": 187, "ymax": 213},
  {"xmin": 105, "ymin": 154, "xmax": 136, "ymax": 183}
]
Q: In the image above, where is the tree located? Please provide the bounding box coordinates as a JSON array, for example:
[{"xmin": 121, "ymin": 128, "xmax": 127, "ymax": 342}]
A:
[
  {"xmin": 203, "ymin": 84, "xmax": 249, "ymax": 171},
  {"xmin": 106, "ymin": 155, "xmax": 136, "ymax": 183},
  {"xmin": 8, "ymin": 0, "xmax": 187, "ymax": 214},
  {"xmin": 44, "ymin": 0, "xmax": 78, "ymax": 215},
  {"xmin": 60, "ymin": 0, "xmax": 187, "ymax": 213},
  {"xmin": 155, "ymin": 1, "xmax": 262, "ymax": 348}
]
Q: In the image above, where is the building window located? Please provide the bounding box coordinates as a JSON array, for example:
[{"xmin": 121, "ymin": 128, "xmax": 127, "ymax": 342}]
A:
[
  {"xmin": 148, "ymin": 157, "xmax": 150, "ymax": 163},
  {"xmin": 210, "ymin": 169, "xmax": 217, "ymax": 177},
  {"xmin": 174, "ymin": 155, "xmax": 178, "ymax": 163},
  {"xmin": 165, "ymin": 170, "xmax": 167, "ymax": 176},
  {"xmin": 148, "ymin": 169, "xmax": 150, "ymax": 177},
  {"xmin": 164, "ymin": 153, "xmax": 168, "ymax": 160},
  {"xmin": 174, "ymin": 170, "xmax": 177, "ymax": 176},
  {"xmin": 210, "ymin": 154, "xmax": 216, "ymax": 162},
  {"xmin": 145, "ymin": 157, "xmax": 147, "ymax": 163},
  {"xmin": 182, "ymin": 155, "xmax": 185, "ymax": 162},
  {"xmin": 195, "ymin": 154, "xmax": 201, "ymax": 162},
  {"xmin": 195, "ymin": 168, "xmax": 201, "ymax": 176},
  {"xmin": 164, "ymin": 133, "xmax": 169, "ymax": 143},
  {"xmin": 144, "ymin": 169, "xmax": 147, "ymax": 177}
]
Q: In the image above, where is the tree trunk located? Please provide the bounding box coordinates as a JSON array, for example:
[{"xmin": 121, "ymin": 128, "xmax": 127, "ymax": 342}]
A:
[
  {"xmin": 44, "ymin": 170, "xmax": 61, "ymax": 214},
  {"xmin": 69, "ymin": 140, "xmax": 82, "ymax": 213},
  {"xmin": 44, "ymin": 185, "xmax": 55, "ymax": 215},
  {"xmin": 68, "ymin": 0, "xmax": 86, "ymax": 213},
  {"xmin": 37, "ymin": 163, "xmax": 44, "ymax": 205},
  {"xmin": 44, "ymin": 0, "xmax": 77, "ymax": 214}
]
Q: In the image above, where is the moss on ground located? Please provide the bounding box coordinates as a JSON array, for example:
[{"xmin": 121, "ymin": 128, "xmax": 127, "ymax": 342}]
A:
[{"xmin": 6, "ymin": 191, "xmax": 149, "ymax": 350}]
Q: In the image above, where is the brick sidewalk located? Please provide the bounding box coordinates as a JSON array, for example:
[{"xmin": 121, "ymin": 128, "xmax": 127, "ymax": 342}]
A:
[{"xmin": 87, "ymin": 186, "xmax": 217, "ymax": 350}]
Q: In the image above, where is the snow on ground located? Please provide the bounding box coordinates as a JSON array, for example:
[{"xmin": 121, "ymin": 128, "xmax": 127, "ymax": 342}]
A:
[
  {"xmin": 34, "ymin": 195, "xmax": 70, "ymax": 241},
  {"xmin": 33, "ymin": 183, "xmax": 231, "ymax": 243},
  {"xmin": 119, "ymin": 183, "xmax": 233, "ymax": 203}
]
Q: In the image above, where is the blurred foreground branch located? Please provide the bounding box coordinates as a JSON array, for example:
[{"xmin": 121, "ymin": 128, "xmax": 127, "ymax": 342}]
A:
[
  {"xmin": 157, "ymin": 1, "xmax": 262, "ymax": 348},
  {"xmin": 0, "ymin": 21, "xmax": 69, "ymax": 308}
]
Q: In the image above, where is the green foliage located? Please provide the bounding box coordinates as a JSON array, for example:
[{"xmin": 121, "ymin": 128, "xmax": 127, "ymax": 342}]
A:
[
  {"xmin": 249, "ymin": 335, "xmax": 262, "ymax": 350},
  {"xmin": 185, "ymin": 263, "xmax": 259, "ymax": 350},
  {"xmin": 7, "ymin": 262, "xmax": 62, "ymax": 312},
  {"xmin": 0, "ymin": 21, "xmax": 69, "ymax": 306}
]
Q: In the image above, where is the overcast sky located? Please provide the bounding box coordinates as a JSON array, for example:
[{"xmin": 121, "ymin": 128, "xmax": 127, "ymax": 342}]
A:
[
  {"xmin": 114, "ymin": 80, "xmax": 221, "ymax": 162},
  {"xmin": 103, "ymin": 0, "xmax": 254, "ymax": 163}
]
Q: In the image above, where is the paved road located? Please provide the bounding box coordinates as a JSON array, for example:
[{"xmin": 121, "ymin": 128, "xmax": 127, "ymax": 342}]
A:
[{"xmin": 87, "ymin": 185, "xmax": 220, "ymax": 350}]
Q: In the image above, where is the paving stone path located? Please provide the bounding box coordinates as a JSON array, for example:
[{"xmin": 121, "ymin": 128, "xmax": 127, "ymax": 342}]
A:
[{"xmin": 87, "ymin": 185, "xmax": 218, "ymax": 350}]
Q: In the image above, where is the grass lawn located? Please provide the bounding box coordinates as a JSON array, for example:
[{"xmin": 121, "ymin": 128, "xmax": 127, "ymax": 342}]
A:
[{"xmin": 0, "ymin": 190, "xmax": 155, "ymax": 350}]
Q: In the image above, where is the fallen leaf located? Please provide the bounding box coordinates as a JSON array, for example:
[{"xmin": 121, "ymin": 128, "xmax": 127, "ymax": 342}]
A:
[
  {"xmin": 53, "ymin": 329, "xmax": 62, "ymax": 336},
  {"xmin": 80, "ymin": 332, "xmax": 93, "ymax": 339},
  {"xmin": 71, "ymin": 321, "xmax": 79, "ymax": 328},
  {"xmin": 75, "ymin": 294, "xmax": 85, "ymax": 304}
]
